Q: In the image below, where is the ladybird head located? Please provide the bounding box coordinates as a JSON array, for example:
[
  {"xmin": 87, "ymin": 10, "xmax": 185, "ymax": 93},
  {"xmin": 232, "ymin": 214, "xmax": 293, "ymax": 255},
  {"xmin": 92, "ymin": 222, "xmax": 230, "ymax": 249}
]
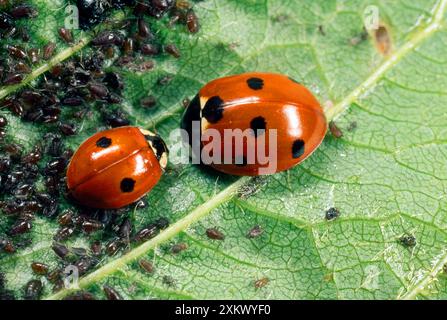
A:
[{"xmin": 139, "ymin": 128, "xmax": 169, "ymax": 170}]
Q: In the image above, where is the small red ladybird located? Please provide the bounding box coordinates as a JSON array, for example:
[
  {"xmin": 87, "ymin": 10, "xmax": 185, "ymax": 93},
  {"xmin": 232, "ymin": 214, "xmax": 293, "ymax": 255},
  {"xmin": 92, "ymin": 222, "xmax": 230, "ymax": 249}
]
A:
[
  {"xmin": 181, "ymin": 72, "xmax": 327, "ymax": 175},
  {"xmin": 66, "ymin": 126, "xmax": 168, "ymax": 208}
]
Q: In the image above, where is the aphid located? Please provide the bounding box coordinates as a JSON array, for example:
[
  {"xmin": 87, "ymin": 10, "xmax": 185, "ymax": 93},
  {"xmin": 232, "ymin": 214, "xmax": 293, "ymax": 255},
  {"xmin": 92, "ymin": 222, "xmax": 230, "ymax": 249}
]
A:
[
  {"xmin": 63, "ymin": 291, "xmax": 97, "ymax": 300},
  {"xmin": 4, "ymin": 73, "xmax": 24, "ymax": 85},
  {"xmin": 14, "ymin": 61, "xmax": 31, "ymax": 73},
  {"xmin": 104, "ymin": 111, "xmax": 130, "ymax": 127},
  {"xmin": 44, "ymin": 157, "xmax": 67, "ymax": 176},
  {"xmin": 325, "ymin": 207, "xmax": 340, "ymax": 221},
  {"xmin": 90, "ymin": 240, "xmax": 102, "ymax": 256},
  {"xmin": 52, "ymin": 242, "xmax": 69, "ymax": 259},
  {"xmin": 71, "ymin": 247, "xmax": 88, "ymax": 257},
  {"xmin": 350, "ymin": 28, "xmax": 368, "ymax": 46},
  {"xmin": 0, "ymin": 129, "xmax": 6, "ymax": 140},
  {"xmin": 164, "ymin": 43, "xmax": 180, "ymax": 58},
  {"xmin": 46, "ymin": 134, "xmax": 64, "ymax": 157},
  {"xmin": 206, "ymin": 227, "xmax": 225, "ymax": 240},
  {"xmin": 318, "ymin": 25, "xmax": 326, "ymax": 36},
  {"xmin": 31, "ymin": 262, "xmax": 49, "ymax": 275},
  {"xmin": 103, "ymin": 72, "xmax": 123, "ymax": 91},
  {"xmin": 122, "ymin": 38, "xmax": 134, "ymax": 55},
  {"xmin": 134, "ymin": 224, "xmax": 159, "ymax": 242},
  {"xmin": 24, "ymin": 279, "xmax": 43, "ymax": 300},
  {"xmin": 176, "ymin": 0, "xmax": 191, "ymax": 9},
  {"xmin": 44, "ymin": 175, "xmax": 61, "ymax": 195},
  {"xmin": 27, "ymin": 48, "xmax": 39, "ymax": 64},
  {"xmin": 186, "ymin": 9, "xmax": 199, "ymax": 33},
  {"xmin": 118, "ymin": 218, "xmax": 132, "ymax": 239},
  {"xmin": 140, "ymin": 95, "xmax": 156, "ymax": 108},
  {"xmin": 182, "ymin": 98, "xmax": 190, "ymax": 108},
  {"xmin": 1, "ymin": 239, "xmax": 16, "ymax": 253},
  {"xmin": 6, "ymin": 44, "xmax": 27, "ymax": 59},
  {"xmin": 139, "ymin": 259, "xmax": 154, "ymax": 273},
  {"xmin": 146, "ymin": 0, "xmax": 175, "ymax": 19},
  {"xmin": 62, "ymin": 96, "xmax": 84, "ymax": 106},
  {"xmin": 43, "ymin": 42, "xmax": 56, "ymax": 60},
  {"xmin": 75, "ymin": 257, "xmax": 97, "ymax": 275},
  {"xmin": 76, "ymin": 0, "xmax": 111, "ymax": 30},
  {"xmin": 140, "ymin": 43, "xmax": 159, "ymax": 56},
  {"xmin": 104, "ymin": 46, "xmax": 114, "ymax": 59},
  {"xmin": 137, "ymin": 18, "xmax": 151, "ymax": 38},
  {"xmin": 171, "ymin": 242, "xmax": 188, "ymax": 254},
  {"xmin": 168, "ymin": 10, "xmax": 182, "ymax": 28},
  {"xmin": 81, "ymin": 219, "xmax": 103, "ymax": 234},
  {"xmin": 329, "ymin": 121, "xmax": 343, "ymax": 138},
  {"xmin": 0, "ymin": 12, "xmax": 14, "ymax": 30},
  {"xmin": 347, "ymin": 121, "xmax": 357, "ymax": 131},
  {"xmin": 107, "ymin": 93, "xmax": 122, "ymax": 104},
  {"xmin": 14, "ymin": 183, "xmax": 34, "ymax": 198},
  {"xmin": 0, "ymin": 115, "xmax": 7, "ymax": 127},
  {"xmin": 399, "ymin": 234, "xmax": 416, "ymax": 248},
  {"xmin": 46, "ymin": 269, "xmax": 62, "ymax": 283},
  {"xmin": 136, "ymin": 60, "xmax": 155, "ymax": 72},
  {"xmin": 0, "ymin": 157, "xmax": 10, "ymax": 172},
  {"xmin": 3, "ymin": 171, "xmax": 24, "ymax": 192},
  {"xmin": 2, "ymin": 142, "xmax": 22, "ymax": 160},
  {"xmin": 375, "ymin": 25, "xmax": 392, "ymax": 55},
  {"xmin": 162, "ymin": 275, "xmax": 176, "ymax": 288},
  {"xmin": 103, "ymin": 285, "xmax": 123, "ymax": 300},
  {"xmin": 54, "ymin": 226, "xmax": 75, "ymax": 241},
  {"xmin": 52, "ymin": 279, "xmax": 64, "ymax": 293},
  {"xmin": 92, "ymin": 31, "xmax": 122, "ymax": 46},
  {"xmin": 181, "ymin": 72, "xmax": 327, "ymax": 175},
  {"xmin": 88, "ymin": 82, "xmax": 109, "ymax": 98},
  {"xmin": 254, "ymin": 277, "xmax": 269, "ymax": 289},
  {"xmin": 58, "ymin": 210, "xmax": 74, "ymax": 226},
  {"xmin": 158, "ymin": 75, "xmax": 173, "ymax": 85},
  {"xmin": 59, "ymin": 122, "xmax": 77, "ymax": 136},
  {"xmin": 58, "ymin": 27, "xmax": 73, "ymax": 43},
  {"xmin": 247, "ymin": 225, "xmax": 263, "ymax": 238},
  {"xmin": 105, "ymin": 238, "xmax": 122, "ymax": 256},
  {"xmin": 10, "ymin": 5, "xmax": 38, "ymax": 19},
  {"xmin": 9, "ymin": 220, "xmax": 32, "ymax": 236}
]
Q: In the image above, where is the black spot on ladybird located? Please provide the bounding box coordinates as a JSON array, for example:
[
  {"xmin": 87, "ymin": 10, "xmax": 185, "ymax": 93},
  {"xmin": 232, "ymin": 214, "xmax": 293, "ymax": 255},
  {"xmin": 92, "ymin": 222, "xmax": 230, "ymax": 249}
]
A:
[
  {"xmin": 247, "ymin": 77, "xmax": 264, "ymax": 90},
  {"xmin": 120, "ymin": 178, "xmax": 135, "ymax": 193},
  {"xmin": 96, "ymin": 137, "xmax": 112, "ymax": 148},
  {"xmin": 181, "ymin": 94, "xmax": 201, "ymax": 147},
  {"xmin": 202, "ymin": 96, "xmax": 224, "ymax": 123},
  {"xmin": 292, "ymin": 139, "xmax": 305, "ymax": 159},
  {"xmin": 250, "ymin": 116, "xmax": 266, "ymax": 137}
]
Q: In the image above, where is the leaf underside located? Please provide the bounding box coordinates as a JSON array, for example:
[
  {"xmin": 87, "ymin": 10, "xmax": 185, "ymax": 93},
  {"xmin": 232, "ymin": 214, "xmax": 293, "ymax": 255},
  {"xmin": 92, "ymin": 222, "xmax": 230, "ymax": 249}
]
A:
[{"xmin": 1, "ymin": 0, "xmax": 447, "ymax": 300}]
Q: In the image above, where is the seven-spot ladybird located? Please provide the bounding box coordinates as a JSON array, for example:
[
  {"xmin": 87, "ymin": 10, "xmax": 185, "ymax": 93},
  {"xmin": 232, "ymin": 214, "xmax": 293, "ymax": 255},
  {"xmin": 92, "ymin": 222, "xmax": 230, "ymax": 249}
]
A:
[
  {"xmin": 181, "ymin": 72, "xmax": 327, "ymax": 176},
  {"xmin": 66, "ymin": 126, "xmax": 168, "ymax": 209}
]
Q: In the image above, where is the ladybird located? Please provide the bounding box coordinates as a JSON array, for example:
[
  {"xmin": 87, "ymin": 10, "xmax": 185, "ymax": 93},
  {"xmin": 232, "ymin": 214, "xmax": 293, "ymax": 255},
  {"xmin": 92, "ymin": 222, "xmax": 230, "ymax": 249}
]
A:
[
  {"xmin": 66, "ymin": 126, "xmax": 168, "ymax": 208},
  {"xmin": 181, "ymin": 72, "xmax": 327, "ymax": 175}
]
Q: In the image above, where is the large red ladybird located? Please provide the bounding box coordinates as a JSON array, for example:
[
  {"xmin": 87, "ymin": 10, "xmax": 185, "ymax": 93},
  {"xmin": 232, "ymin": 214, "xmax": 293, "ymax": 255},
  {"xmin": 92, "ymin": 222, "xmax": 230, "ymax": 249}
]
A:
[
  {"xmin": 66, "ymin": 126, "xmax": 168, "ymax": 209},
  {"xmin": 181, "ymin": 72, "xmax": 327, "ymax": 176}
]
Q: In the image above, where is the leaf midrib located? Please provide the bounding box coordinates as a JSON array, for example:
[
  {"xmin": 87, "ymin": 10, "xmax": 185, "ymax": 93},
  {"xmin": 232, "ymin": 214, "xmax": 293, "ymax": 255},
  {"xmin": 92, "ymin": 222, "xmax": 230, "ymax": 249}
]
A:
[{"xmin": 37, "ymin": 0, "xmax": 447, "ymax": 299}]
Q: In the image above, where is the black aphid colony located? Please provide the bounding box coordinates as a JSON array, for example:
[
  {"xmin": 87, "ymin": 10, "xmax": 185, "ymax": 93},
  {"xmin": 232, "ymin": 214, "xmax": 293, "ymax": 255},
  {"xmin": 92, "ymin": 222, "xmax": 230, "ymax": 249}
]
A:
[{"xmin": 0, "ymin": 0, "xmax": 202, "ymax": 299}]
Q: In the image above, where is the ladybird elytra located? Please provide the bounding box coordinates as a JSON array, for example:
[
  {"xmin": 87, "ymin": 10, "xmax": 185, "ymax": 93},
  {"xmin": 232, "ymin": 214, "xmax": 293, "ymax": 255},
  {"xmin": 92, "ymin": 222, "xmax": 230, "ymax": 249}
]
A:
[
  {"xmin": 66, "ymin": 126, "xmax": 168, "ymax": 209},
  {"xmin": 181, "ymin": 72, "xmax": 327, "ymax": 176}
]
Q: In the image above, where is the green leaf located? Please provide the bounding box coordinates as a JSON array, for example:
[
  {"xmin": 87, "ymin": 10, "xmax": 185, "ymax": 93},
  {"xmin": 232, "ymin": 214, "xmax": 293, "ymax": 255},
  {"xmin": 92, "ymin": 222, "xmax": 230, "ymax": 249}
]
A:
[{"xmin": 1, "ymin": 0, "xmax": 447, "ymax": 300}]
